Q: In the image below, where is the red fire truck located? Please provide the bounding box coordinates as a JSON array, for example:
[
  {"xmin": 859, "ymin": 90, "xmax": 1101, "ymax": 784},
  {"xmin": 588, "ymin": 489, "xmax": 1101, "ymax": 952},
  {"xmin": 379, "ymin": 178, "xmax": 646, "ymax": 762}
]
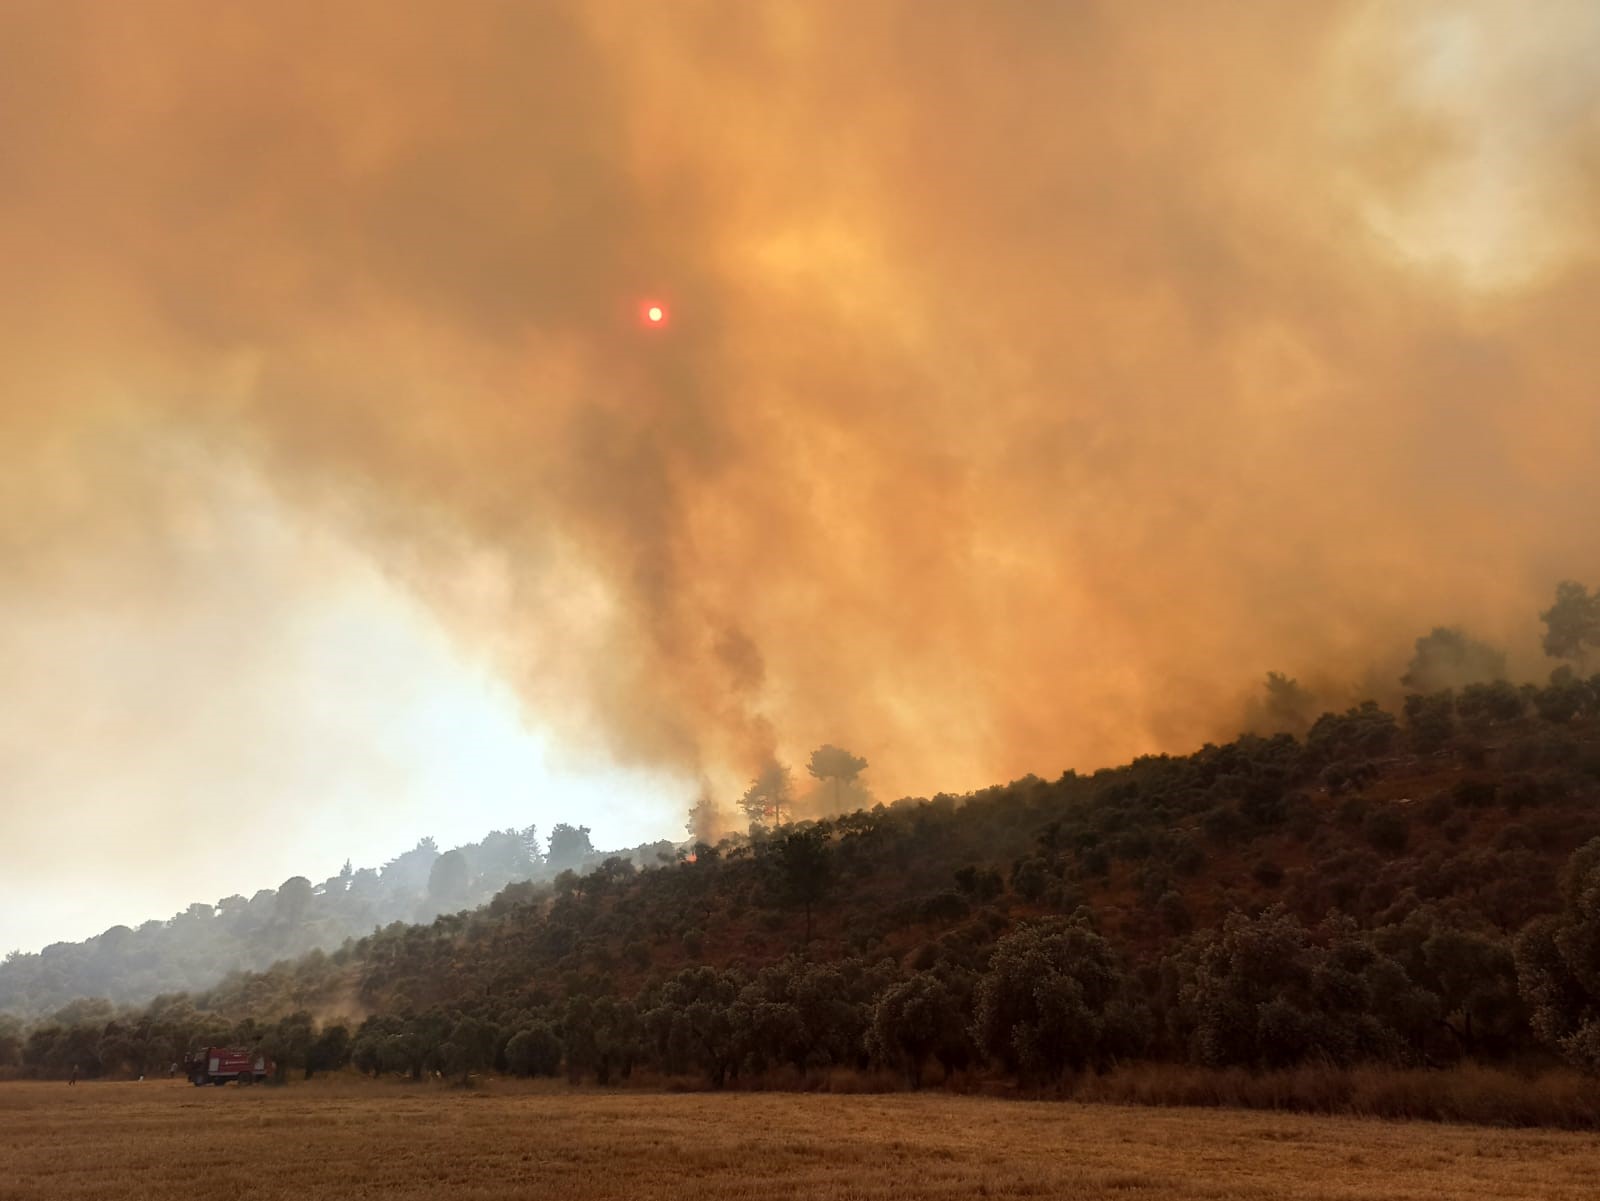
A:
[{"xmin": 184, "ymin": 1046, "xmax": 273, "ymax": 1086}]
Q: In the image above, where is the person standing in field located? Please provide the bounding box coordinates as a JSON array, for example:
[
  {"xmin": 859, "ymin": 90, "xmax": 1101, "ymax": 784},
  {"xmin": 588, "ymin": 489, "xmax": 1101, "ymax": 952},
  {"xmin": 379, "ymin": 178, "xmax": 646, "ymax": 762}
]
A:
[{"xmin": 69, "ymin": 1064, "xmax": 78, "ymax": 1086}]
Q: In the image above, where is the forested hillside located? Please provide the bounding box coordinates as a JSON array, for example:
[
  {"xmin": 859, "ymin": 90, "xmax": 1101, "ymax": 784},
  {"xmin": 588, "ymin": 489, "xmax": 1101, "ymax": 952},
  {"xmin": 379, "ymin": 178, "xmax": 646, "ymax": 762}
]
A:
[
  {"xmin": 11, "ymin": 671, "xmax": 1600, "ymax": 1092},
  {"xmin": 0, "ymin": 820, "xmax": 671, "ymax": 1017}
]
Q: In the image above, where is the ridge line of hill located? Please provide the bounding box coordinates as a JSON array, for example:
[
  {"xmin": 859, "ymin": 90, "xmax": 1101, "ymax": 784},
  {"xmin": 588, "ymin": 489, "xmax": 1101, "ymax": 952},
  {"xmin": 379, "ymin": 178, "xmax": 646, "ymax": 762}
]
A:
[{"xmin": 10, "ymin": 675, "xmax": 1600, "ymax": 1102}]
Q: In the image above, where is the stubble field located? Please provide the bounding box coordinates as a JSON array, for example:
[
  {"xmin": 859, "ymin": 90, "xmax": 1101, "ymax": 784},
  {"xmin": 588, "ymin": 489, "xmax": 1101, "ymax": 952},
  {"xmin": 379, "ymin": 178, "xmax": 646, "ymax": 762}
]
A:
[{"xmin": 3, "ymin": 1079, "xmax": 1597, "ymax": 1201}]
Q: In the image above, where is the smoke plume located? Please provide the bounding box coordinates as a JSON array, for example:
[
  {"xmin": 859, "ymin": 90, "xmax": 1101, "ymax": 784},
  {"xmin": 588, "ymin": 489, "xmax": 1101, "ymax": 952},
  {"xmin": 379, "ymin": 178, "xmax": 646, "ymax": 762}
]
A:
[{"xmin": 4, "ymin": 0, "xmax": 1600, "ymax": 830}]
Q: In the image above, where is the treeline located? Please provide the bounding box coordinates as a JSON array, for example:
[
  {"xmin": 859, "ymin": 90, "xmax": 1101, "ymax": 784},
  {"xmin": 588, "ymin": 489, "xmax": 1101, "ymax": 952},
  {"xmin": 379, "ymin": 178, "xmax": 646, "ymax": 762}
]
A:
[
  {"xmin": 10, "ymin": 671, "xmax": 1600, "ymax": 1090},
  {"xmin": 1249, "ymin": 579, "xmax": 1600, "ymax": 736},
  {"xmin": 0, "ymin": 819, "xmax": 668, "ymax": 1017}
]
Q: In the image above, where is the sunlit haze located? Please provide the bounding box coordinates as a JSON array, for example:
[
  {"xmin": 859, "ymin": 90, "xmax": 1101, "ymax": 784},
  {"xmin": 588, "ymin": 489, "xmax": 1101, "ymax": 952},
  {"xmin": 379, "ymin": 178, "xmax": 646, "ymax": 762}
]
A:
[{"xmin": 0, "ymin": 444, "xmax": 690, "ymax": 952}]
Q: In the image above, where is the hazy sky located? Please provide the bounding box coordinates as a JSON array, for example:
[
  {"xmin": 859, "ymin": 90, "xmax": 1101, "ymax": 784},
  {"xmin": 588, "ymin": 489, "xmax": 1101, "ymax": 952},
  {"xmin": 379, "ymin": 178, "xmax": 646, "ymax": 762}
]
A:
[
  {"xmin": 2, "ymin": 1, "xmax": 1599, "ymax": 953},
  {"xmin": 0, "ymin": 436, "xmax": 692, "ymax": 952}
]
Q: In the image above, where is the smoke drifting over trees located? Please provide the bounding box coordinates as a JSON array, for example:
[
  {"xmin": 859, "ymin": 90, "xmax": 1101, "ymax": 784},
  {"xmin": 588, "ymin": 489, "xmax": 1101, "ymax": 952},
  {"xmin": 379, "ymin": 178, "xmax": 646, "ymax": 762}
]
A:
[{"xmin": 1402, "ymin": 628, "xmax": 1509, "ymax": 694}]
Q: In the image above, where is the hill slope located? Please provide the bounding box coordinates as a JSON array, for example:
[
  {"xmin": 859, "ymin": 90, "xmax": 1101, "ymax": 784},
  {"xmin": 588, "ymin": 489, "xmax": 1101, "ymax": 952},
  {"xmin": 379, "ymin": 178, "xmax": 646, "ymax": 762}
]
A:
[{"xmin": 0, "ymin": 822, "xmax": 674, "ymax": 1017}]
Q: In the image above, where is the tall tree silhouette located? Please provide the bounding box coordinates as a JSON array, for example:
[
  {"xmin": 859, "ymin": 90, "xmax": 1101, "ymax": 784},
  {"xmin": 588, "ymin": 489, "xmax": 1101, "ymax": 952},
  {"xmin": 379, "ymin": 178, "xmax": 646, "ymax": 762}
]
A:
[
  {"xmin": 1542, "ymin": 581, "xmax": 1600, "ymax": 671},
  {"xmin": 806, "ymin": 745, "xmax": 868, "ymax": 812}
]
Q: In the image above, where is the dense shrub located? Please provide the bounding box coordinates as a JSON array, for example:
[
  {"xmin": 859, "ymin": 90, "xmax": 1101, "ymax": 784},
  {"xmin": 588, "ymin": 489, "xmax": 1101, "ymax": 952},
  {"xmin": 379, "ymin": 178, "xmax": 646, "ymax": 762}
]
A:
[
  {"xmin": 504, "ymin": 1021, "xmax": 563, "ymax": 1077},
  {"xmin": 1404, "ymin": 692, "xmax": 1457, "ymax": 754},
  {"xmin": 1306, "ymin": 703, "xmax": 1399, "ymax": 764},
  {"xmin": 870, "ymin": 973, "xmax": 971, "ymax": 1087},
  {"xmin": 1252, "ymin": 859, "xmax": 1285, "ymax": 888},
  {"xmin": 1363, "ymin": 808, "xmax": 1410, "ymax": 855},
  {"xmin": 1515, "ymin": 838, "xmax": 1600, "ymax": 1073},
  {"xmin": 973, "ymin": 918, "xmax": 1147, "ymax": 1080}
]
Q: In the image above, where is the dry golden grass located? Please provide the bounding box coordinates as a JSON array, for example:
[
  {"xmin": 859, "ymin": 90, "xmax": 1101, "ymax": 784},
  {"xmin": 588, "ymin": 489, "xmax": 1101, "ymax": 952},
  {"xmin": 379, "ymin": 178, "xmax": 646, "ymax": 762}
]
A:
[
  {"xmin": 4, "ymin": 1078, "xmax": 1598, "ymax": 1200},
  {"xmin": 1070, "ymin": 1062, "xmax": 1600, "ymax": 1129}
]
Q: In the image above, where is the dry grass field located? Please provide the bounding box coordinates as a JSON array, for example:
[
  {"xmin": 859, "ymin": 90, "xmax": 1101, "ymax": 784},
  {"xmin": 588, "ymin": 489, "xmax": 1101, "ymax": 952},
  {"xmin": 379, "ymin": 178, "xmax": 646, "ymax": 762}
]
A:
[{"xmin": 4, "ymin": 1079, "xmax": 1598, "ymax": 1201}]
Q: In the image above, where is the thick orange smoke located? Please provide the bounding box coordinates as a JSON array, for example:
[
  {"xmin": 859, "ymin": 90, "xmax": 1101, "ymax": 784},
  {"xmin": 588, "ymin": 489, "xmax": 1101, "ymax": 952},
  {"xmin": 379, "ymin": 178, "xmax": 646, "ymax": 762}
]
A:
[{"xmin": 3, "ymin": 0, "xmax": 1599, "ymax": 823}]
